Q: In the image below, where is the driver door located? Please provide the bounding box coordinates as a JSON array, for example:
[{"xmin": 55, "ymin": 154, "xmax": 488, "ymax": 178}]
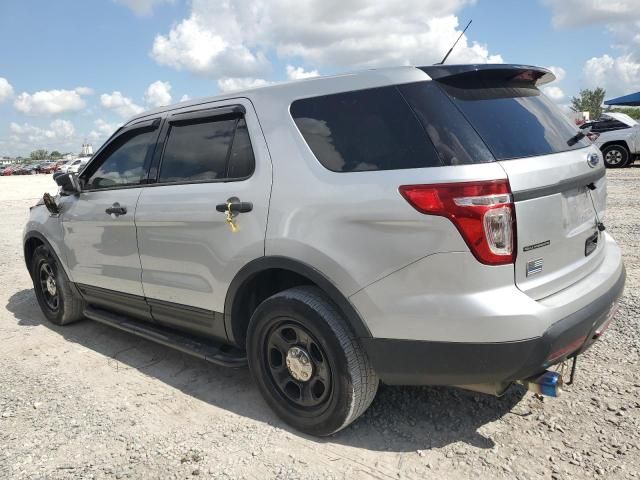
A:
[{"xmin": 59, "ymin": 117, "xmax": 162, "ymax": 320}]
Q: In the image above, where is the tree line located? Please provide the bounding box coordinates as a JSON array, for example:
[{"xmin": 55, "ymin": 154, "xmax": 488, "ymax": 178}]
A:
[{"xmin": 571, "ymin": 88, "xmax": 640, "ymax": 120}]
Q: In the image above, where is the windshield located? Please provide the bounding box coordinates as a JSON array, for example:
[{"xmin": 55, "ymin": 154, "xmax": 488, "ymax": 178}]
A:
[{"xmin": 434, "ymin": 82, "xmax": 590, "ymax": 160}]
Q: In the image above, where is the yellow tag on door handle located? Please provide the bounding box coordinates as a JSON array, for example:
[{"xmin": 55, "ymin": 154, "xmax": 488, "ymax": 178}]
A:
[{"xmin": 225, "ymin": 202, "xmax": 238, "ymax": 232}]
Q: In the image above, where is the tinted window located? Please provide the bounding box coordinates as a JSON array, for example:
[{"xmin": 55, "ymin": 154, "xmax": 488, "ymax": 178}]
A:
[
  {"xmin": 227, "ymin": 118, "xmax": 255, "ymax": 178},
  {"xmin": 291, "ymin": 86, "xmax": 441, "ymax": 172},
  {"xmin": 159, "ymin": 119, "xmax": 236, "ymax": 182},
  {"xmin": 398, "ymin": 82, "xmax": 494, "ymax": 165},
  {"xmin": 434, "ymin": 81, "xmax": 590, "ymax": 160},
  {"xmin": 86, "ymin": 129, "xmax": 156, "ymax": 189}
]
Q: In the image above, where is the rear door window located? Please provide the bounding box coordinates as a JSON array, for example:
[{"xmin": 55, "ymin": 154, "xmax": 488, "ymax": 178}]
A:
[
  {"xmin": 158, "ymin": 116, "xmax": 255, "ymax": 183},
  {"xmin": 291, "ymin": 86, "xmax": 442, "ymax": 172}
]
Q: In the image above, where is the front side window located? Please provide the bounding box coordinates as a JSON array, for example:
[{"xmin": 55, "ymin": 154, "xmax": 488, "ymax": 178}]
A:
[
  {"xmin": 158, "ymin": 116, "xmax": 255, "ymax": 183},
  {"xmin": 85, "ymin": 129, "xmax": 156, "ymax": 189}
]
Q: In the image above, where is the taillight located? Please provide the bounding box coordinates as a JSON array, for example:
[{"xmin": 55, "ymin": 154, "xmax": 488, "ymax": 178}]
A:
[
  {"xmin": 399, "ymin": 180, "xmax": 516, "ymax": 265},
  {"xmin": 587, "ymin": 132, "xmax": 600, "ymax": 142}
]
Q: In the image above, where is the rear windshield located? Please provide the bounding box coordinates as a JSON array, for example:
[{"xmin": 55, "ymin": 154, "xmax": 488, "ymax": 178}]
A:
[
  {"xmin": 432, "ymin": 80, "xmax": 591, "ymax": 160},
  {"xmin": 291, "ymin": 80, "xmax": 590, "ymax": 172}
]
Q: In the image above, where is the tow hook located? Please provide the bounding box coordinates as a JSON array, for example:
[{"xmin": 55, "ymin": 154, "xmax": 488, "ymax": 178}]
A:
[{"xmin": 518, "ymin": 370, "xmax": 563, "ymax": 397}]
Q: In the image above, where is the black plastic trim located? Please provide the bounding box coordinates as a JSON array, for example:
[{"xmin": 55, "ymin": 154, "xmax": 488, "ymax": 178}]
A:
[
  {"xmin": 168, "ymin": 104, "xmax": 245, "ymax": 125},
  {"xmin": 147, "ymin": 297, "xmax": 227, "ymax": 340},
  {"xmin": 224, "ymin": 256, "xmax": 372, "ymax": 345},
  {"xmin": 421, "ymin": 64, "xmax": 555, "ymax": 86},
  {"xmin": 76, "ymin": 283, "xmax": 153, "ymax": 322},
  {"xmin": 84, "ymin": 306, "xmax": 246, "ymax": 367},
  {"xmin": 363, "ymin": 266, "xmax": 625, "ymax": 386},
  {"xmin": 512, "ymin": 168, "xmax": 606, "ymax": 202}
]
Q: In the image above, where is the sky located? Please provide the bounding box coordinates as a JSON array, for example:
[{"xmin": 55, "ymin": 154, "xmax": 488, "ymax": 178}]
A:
[{"xmin": 1, "ymin": 0, "xmax": 639, "ymax": 157}]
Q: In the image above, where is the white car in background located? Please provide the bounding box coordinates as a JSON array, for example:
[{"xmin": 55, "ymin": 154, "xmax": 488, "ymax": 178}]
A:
[
  {"xmin": 66, "ymin": 158, "xmax": 90, "ymax": 174},
  {"xmin": 582, "ymin": 112, "xmax": 640, "ymax": 168}
]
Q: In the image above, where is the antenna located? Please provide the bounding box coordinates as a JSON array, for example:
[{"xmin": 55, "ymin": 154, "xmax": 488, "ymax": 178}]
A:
[{"xmin": 435, "ymin": 20, "xmax": 472, "ymax": 65}]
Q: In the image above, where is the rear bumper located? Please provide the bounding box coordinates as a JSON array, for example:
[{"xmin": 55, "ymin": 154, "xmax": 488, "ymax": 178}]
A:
[{"xmin": 361, "ymin": 261, "xmax": 625, "ymax": 386}]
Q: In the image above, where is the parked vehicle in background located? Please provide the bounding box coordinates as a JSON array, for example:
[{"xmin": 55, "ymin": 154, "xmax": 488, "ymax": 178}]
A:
[
  {"xmin": 25, "ymin": 64, "xmax": 625, "ymax": 436},
  {"xmin": 37, "ymin": 162, "xmax": 58, "ymax": 174},
  {"xmin": 581, "ymin": 112, "xmax": 640, "ymax": 168},
  {"xmin": 58, "ymin": 160, "xmax": 76, "ymax": 173},
  {"xmin": 1, "ymin": 165, "xmax": 15, "ymax": 176},
  {"xmin": 67, "ymin": 158, "xmax": 90, "ymax": 174}
]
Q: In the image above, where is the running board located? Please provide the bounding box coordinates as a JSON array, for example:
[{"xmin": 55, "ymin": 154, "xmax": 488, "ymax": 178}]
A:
[{"xmin": 83, "ymin": 306, "xmax": 247, "ymax": 368}]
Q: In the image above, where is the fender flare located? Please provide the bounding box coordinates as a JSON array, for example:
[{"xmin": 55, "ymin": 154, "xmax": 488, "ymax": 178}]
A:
[
  {"xmin": 224, "ymin": 256, "xmax": 372, "ymax": 345},
  {"xmin": 23, "ymin": 231, "xmax": 67, "ymax": 278}
]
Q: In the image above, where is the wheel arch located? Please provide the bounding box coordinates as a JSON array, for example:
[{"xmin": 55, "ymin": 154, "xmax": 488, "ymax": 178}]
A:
[
  {"xmin": 224, "ymin": 256, "xmax": 372, "ymax": 348},
  {"xmin": 600, "ymin": 140, "xmax": 630, "ymax": 153},
  {"xmin": 23, "ymin": 231, "xmax": 66, "ymax": 280}
]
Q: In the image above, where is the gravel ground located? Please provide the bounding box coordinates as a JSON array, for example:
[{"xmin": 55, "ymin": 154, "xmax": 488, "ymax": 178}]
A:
[{"xmin": 0, "ymin": 171, "xmax": 638, "ymax": 480}]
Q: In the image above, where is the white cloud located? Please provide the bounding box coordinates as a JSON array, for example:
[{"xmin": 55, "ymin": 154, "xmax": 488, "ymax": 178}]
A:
[
  {"xmin": 89, "ymin": 118, "xmax": 119, "ymax": 142},
  {"xmin": 543, "ymin": 86, "xmax": 565, "ymax": 102},
  {"xmin": 543, "ymin": 1, "xmax": 640, "ymax": 98},
  {"xmin": 546, "ymin": 66, "xmax": 566, "ymax": 82},
  {"xmin": 543, "ymin": 0, "xmax": 640, "ymax": 29},
  {"xmin": 217, "ymin": 77, "xmax": 272, "ymax": 93},
  {"xmin": 13, "ymin": 87, "xmax": 92, "ymax": 115},
  {"xmin": 150, "ymin": 0, "xmax": 501, "ymax": 79},
  {"xmin": 180, "ymin": 94, "xmax": 191, "ymax": 102},
  {"xmin": 584, "ymin": 54, "xmax": 640, "ymax": 97},
  {"xmin": 114, "ymin": 0, "xmax": 173, "ymax": 16},
  {"xmin": 0, "ymin": 77, "xmax": 14, "ymax": 103},
  {"xmin": 100, "ymin": 91, "xmax": 145, "ymax": 118},
  {"xmin": 144, "ymin": 80, "xmax": 172, "ymax": 107},
  {"xmin": 9, "ymin": 119, "xmax": 75, "ymax": 143},
  {"xmin": 286, "ymin": 65, "xmax": 320, "ymax": 80}
]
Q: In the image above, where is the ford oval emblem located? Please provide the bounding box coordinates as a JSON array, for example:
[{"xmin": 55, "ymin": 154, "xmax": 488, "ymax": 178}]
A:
[{"xmin": 587, "ymin": 152, "xmax": 600, "ymax": 168}]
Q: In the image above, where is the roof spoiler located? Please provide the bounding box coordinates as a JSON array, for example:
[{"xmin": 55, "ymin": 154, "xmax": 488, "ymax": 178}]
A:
[{"xmin": 420, "ymin": 64, "xmax": 556, "ymax": 87}]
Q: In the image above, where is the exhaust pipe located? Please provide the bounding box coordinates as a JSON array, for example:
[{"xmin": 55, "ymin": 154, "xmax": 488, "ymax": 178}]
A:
[{"xmin": 518, "ymin": 370, "xmax": 563, "ymax": 397}]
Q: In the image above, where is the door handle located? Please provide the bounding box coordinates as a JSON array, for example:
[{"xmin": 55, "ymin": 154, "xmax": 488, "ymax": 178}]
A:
[
  {"xmin": 215, "ymin": 200, "xmax": 253, "ymax": 214},
  {"xmin": 105, "ymin": 202, "xmax": 127, "ymax": 217}
]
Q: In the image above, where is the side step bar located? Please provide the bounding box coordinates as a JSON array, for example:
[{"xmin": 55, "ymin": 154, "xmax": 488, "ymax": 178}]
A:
[{"xmin": 84, "ymin": 306, "xmax": 247, "ymax": 368}]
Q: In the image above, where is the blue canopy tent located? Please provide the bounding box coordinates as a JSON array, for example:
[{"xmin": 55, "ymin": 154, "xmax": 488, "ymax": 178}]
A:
[{"xmin": 604, "ymin": 92, "xmax": 640, "ymax": 107}]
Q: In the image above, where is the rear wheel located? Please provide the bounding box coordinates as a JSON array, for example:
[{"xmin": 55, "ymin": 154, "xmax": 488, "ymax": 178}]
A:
[
  {"xmin": 31, "ymin": 244, "xmax": 85, "ymax": 326},
  {"xmin": 247, "ymin": 286, "xmax": 378, "ymax": 436},
  {"xmin": 602, "ymin": 144, "xmax": 630, "ymax": 168}
]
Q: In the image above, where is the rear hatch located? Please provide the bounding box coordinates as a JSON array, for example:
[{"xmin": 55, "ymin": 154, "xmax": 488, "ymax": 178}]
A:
[{"xmin": 417, "ymin": 65, "xmax": 607, "ymax": 299}]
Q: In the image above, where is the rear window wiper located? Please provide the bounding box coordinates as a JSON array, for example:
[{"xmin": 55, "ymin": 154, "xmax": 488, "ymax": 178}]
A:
[{"xmin": 567, "ymin": 125, "xmax": 591, "ymax": 146}]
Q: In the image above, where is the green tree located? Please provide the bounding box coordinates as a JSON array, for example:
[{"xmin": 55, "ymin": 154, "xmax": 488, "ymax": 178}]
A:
[
  {"xmin": 30, "ymin": 149, "xmax": 49, "ymax": 161},
  {"xmin": 50, "ymin": 150, "xmax": 62, "ymax": 159},
  {"xmin": 570, "ymin": 88, "xmax": 606, "ymax": 119}
]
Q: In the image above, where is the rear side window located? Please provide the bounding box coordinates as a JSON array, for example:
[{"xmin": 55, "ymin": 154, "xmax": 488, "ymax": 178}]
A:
[
  {"xmin": 291, "ymin": 86, "xmax": 441, "ymax": 172},
  {"xmin": 159, "ymin": 116, "xmax": 255, "ymax": 183}
]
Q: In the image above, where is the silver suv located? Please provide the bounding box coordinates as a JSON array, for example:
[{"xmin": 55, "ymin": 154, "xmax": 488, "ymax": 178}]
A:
[{"xmin": 24, "ymin": 65, "xmax": 625, "ymax": 436}]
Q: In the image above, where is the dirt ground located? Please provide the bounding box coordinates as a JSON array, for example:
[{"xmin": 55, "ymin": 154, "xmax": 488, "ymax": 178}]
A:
[{"xmin": 0, "ymin": 171, "xmax": 638, "ymax": 480}]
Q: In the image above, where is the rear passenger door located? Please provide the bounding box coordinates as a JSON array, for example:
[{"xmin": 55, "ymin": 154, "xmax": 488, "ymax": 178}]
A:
[{"xmin": 134, "ymin": 100, "xmax": 272, "ymax": 339}]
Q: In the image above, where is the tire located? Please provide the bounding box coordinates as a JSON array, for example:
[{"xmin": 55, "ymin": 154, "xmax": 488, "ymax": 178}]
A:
[
  {"xmin": 602, "ymin": 144, "xmax": 630, "ymax": 168},
  {"xmin": 31, "ymin": 244, "xmax": 85, "ymax": 326},
  {"xmin": 247, "ymin": 286, "xmax": 379, "ymax": 436}
]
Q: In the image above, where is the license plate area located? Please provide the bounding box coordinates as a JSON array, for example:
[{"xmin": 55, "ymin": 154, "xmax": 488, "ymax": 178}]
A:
[{"xmin": 562, "ymin": 187, "xmax": 596, "ymax": 234}]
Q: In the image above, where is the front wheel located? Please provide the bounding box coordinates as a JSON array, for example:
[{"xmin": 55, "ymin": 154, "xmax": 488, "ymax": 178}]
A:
[
  {"xmin": 31, "ymin": 244, "xmax": 85, "ymax": 326},
  {"xmin": 247, "ymin": 286, "xmax": 379, "ymax": 436},
  {"xmin": 602, "ymin": 144, "xmax": 630, "ymax": 168}
]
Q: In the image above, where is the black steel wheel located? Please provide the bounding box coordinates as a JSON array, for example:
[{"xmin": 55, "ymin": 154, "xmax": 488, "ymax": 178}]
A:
[
  {"xmin": 38, "ymin": 261, "xmax": 60, "ymax": 312},
  {"xmin": 265, "ymin": 320, "xmax": 333, "ymax": 412},
  {"xmin": 31, "ymin": 244, "xmax": 85, "ymax": 326},
  {"xmin": 247, "ymin": 286, "xmax": 378, "ymax": 436}
]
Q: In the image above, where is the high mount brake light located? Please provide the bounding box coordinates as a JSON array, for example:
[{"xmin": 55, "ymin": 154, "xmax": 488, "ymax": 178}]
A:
[{"xmin": 399, "ymin": 180, "xmax": 516, "ymax": 265}]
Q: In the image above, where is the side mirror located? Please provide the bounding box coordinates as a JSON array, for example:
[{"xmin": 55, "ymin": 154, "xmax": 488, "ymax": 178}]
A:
[{"xmin": 54, "ymin": 172, "xmax": 81, "ymax": 195}]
